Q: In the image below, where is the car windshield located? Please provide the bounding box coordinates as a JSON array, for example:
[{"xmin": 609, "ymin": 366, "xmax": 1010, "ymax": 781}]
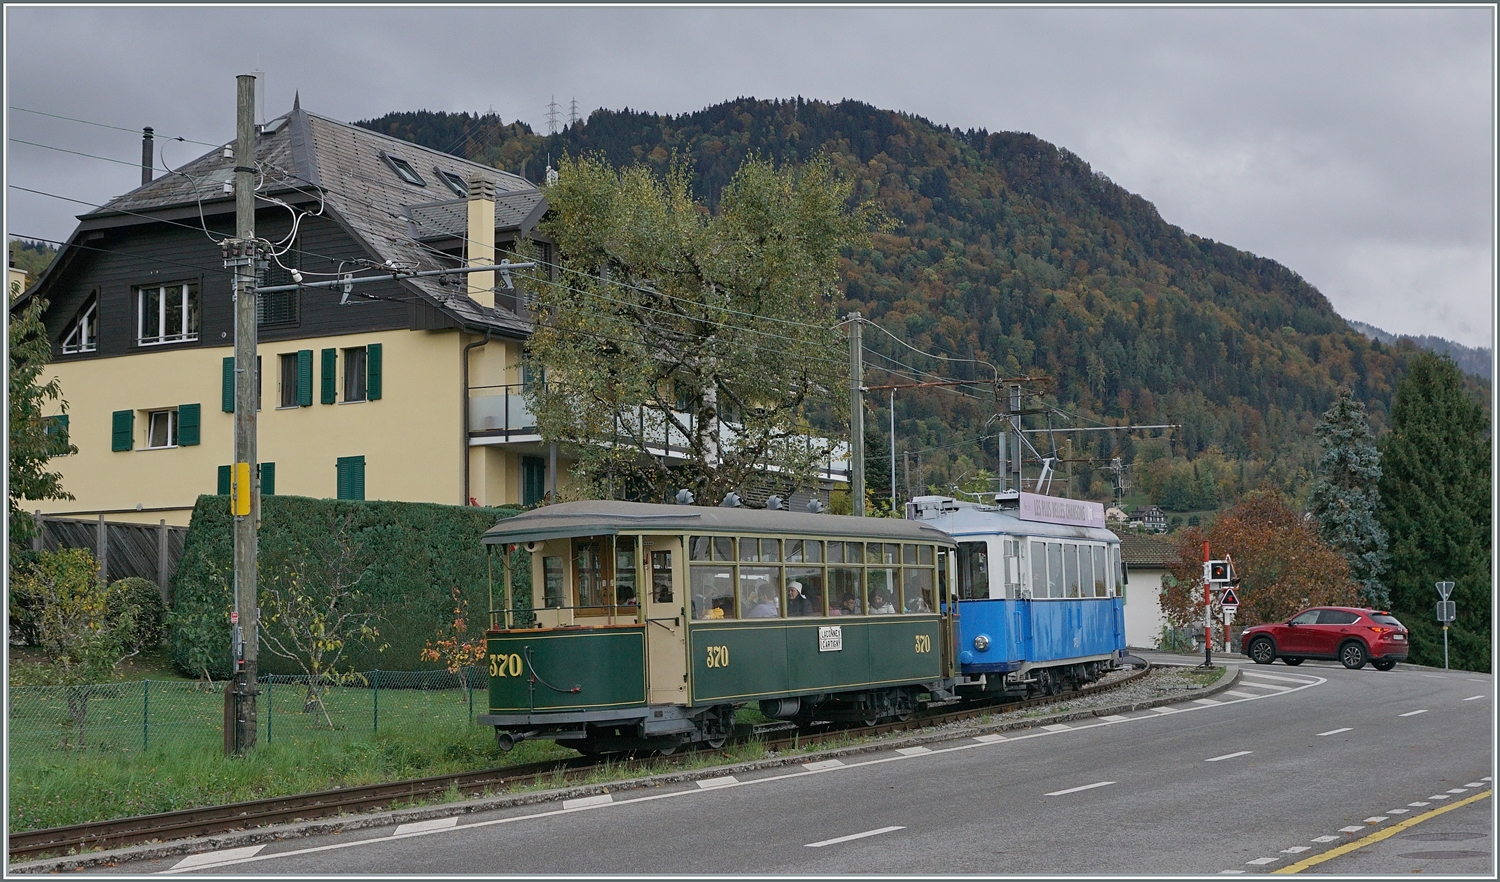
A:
[{"xmin": 1371, "ymin": 614, "xmax": 1404, "ymax": 627}]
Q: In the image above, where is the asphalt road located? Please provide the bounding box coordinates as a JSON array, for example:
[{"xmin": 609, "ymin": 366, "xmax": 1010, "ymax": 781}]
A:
[{"xmin": 102, "ymin": 658, "xmax": 1493, "ymax": 876}]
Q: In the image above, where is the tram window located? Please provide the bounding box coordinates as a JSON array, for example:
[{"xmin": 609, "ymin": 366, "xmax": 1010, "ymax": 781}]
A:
[
  {"xmin": 957, "ymin": 541, "xmax": 989, "ymax": 601},
  {"xmin": 827, "ymin": 542, "xmax": 843, "ymax": 564},
  {"xmin": 1030, "ymin": 540, "xmax": 1047, "ymax": 598},
  {"xmin": 1092, "ymin": 547, "xmax": 1107, "ymax": 597},
  {"xmin": 1112, "ymin": 545, "xmax": 1124, "ymax": 596},
  {"xmin": 761, "ymin": 538, "xmax": 780, "ymax": 561},
  {"xmin": 690, "ymin": 536, "xmax": 710, "ymax": 561},
  {"xmin": 713, "ymin": 537, "xmax": 735, "ymax": 561},
  {"xmin": 616, "ymin": 542, "xmax": 638, "ymax": 607},
  {"xmin": 787, "ymin": 539, "xmax": 805, "ymax": 562},
  {"xmin": 651, "ymin": 550, "xmax": 673, "ymax": 603},
  {"xmin": 804, "ymin": 540, "xmax": 823, "ymax": 563},
  {"xmin": 903, "ymin": 567, "xmax": 934, "ymax": 613},
  {"xmin": 918, "ymin": 544, "xmax": 933, "ymax": 566},
  {"xmin": 867, "ymin": 565, "xmax": 897, "ymax": 613},
  {"xmin": 1077, "ymin": 545, "xmax": 1092, "ymax": 597},
  {"xmin": 1064, "ymin": 543, "xmax": 1080, "ymax": 598},
  {"xmin": 787, "ymin": 566, "xmax": 824, "ymax": 615},
  {"xmin": 575, "ymin": 541, "xmax": 610, "ymax": 611},
  {"xmin": 740, "ymin": 537, "xmax": 760, "ymax": 562},
  {"xmin": 867, "ymin": 543, "xmax": 896, "ymax": 565},
  {"xmin": 1002, "ymin": 538, "xmax": 1023, "ymax": 599},
  {"xmin": 740, "ymin": 566, "xmax": 781, "ymax": 617},
  {"xmin": 829, "ymin": 566, "xmax": 863, "ymax": 615},
  {"xmin": 1047, "ymin": 543, "xmax": 1064, "ymax": 599},
  {"xmin": 844, "ymin": 542, "xmax": 864, "ymax": 564},
  {"xmin": 691, "ymin": 566, "xmax": 735, "ymax": 619},
  {"xmin": 543, "ymin": 556, "xmax": 565, "ymax": 608}
]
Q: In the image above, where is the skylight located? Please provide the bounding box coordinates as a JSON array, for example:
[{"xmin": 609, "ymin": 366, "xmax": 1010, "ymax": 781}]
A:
[
  {"xmin": 436, "ymin": 169, "xmax": 469, "ymax": 197},
  {"xmin": 381, "ymin": 152, "xmax": 426, "ymax": 187}
]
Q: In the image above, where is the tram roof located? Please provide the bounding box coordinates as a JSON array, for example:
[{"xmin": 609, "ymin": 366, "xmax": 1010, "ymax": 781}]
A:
[
  {"xmin": 915, "ymin": 500, "xmax": 1119, "ymax": 544},
  {"xmin": 482, "ymin": 500, "xmax": 954, "ymax": 547}
]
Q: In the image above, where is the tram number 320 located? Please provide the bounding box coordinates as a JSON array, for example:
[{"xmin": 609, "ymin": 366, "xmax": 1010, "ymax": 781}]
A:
[
  {"xmin": 705, "ymin": 645, "xmax": 730, "ymax": 668},
  {"xmin": 914, "ymin": 634, "xmax": 932, "ymax": 653},
  {"xmin": 489, "ymin": 653, "xmax": 523, "ymax": 677}
]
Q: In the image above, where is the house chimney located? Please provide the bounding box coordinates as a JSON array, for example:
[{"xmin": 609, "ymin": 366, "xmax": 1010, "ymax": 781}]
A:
[
  {"xmin": 140, "ymin": 127, "xmax": 154, "ymax": 186},
  {"xmin": 466, "ymin": 175, "xmax": 496, "ymax": 308}
]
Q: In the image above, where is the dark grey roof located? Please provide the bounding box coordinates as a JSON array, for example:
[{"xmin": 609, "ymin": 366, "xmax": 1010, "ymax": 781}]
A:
[
  {"xmin": 82, "ymin": 103, "xmax": 543, "ymax": 335},
  {"xmin": 482, "ymin": 500, "xmax": 955, "ymax": 547},
  {"xmin": 1110, "ymin": 528, "xmax": 1179, "ymax": 567}
]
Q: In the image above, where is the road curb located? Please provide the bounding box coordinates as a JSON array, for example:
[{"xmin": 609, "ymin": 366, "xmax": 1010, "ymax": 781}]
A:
[{"xmin": 9, "ymin": 664, "xmax": 1241, "ymax": 874}]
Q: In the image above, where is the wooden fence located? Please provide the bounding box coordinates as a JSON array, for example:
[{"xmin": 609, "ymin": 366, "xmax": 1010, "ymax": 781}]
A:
[{"xmin": 30, "ymin": 514, "xmax": 187, "ymax": 603}]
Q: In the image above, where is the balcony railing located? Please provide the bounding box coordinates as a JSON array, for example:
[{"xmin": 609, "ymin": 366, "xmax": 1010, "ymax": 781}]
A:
[{"xmin": 467, "ymin": 382, "xmax": 850, "ymax": 478}]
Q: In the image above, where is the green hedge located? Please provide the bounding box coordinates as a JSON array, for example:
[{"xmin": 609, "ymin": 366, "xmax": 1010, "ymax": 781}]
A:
[{"xmin": 169, "ymin": 495, "xmax": 526, "ymax": 678}]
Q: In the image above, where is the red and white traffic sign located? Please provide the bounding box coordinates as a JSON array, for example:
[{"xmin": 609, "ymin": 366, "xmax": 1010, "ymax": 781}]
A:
[{"xmin": 1219, "ymin": 586, "xmax": 1240, "ymax": 607}]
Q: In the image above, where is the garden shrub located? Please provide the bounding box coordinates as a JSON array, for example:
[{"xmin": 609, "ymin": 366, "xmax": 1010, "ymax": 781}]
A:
[
  {"xmin": 110, "ymin": 577, "xmax": 167, "ymax": 650},
  {"xmin": 169, "ymin": 495, "xmax": 524, "ymax": 677}
]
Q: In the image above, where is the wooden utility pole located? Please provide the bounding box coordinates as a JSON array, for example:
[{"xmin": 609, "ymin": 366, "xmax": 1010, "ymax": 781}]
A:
[
  {"xmin": 224, "ymin": 73, "xmax": 261, "ymax": 754},
  {"xmin": 847, "ymin": 312, "xmax": 864, "ymax": 516}
]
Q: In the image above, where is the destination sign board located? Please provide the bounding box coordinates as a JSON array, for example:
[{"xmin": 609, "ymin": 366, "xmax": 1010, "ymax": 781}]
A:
[{"xmin": 1018, "ymin": 491, "xmax": 1106, "ymax": 530}]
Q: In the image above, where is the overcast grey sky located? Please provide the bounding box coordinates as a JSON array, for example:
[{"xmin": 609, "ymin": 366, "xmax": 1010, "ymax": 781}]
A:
[{"xmin": 5, "ymin": 5, "xmax": 1494, "ymax": 348}]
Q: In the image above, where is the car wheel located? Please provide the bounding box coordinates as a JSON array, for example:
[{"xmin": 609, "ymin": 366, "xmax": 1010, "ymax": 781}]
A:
[
  {"xmin": 1248, "ymin": 637, "xmax": 1276, "ymax": 665},
  {"xmin": 1282, "ymin": 657, "xmax": 1304, "ymax": 666},
  {"xmin": 1372, "ymin": 658, "xmax": 1396, "ymax": 671},
  {"xmin": 1339, "ymin": 641, "xmax": 1368, "ymax": 670}
]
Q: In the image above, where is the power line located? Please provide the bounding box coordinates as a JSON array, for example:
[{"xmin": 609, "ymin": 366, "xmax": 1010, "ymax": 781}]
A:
[{"xmin": 8, "ymin": 106, "xmax": 222, "ymax": 148}]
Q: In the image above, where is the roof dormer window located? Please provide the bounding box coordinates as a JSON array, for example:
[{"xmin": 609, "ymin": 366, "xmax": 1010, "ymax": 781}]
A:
[
  {"xmin": 436, "ymin": 168, "xmax": 469, "ymax": 197},
  {"xmin": 380, "ymin": 152, "xmax": 426, "ymax": 187},
  {"xmin": 62, "ymin": 294, "xmax": 98, "ymax": 354}
]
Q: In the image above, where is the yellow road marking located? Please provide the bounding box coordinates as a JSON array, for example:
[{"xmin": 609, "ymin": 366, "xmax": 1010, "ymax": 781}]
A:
[{"xmin": 1272, "ymin": 789, "xmax": 1491, "ymax": 874}]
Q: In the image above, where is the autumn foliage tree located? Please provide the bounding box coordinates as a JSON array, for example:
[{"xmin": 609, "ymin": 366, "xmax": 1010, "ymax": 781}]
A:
[{"xmin": 1165, "ymin": 490, "xmax": 1360, "ymax": 630}]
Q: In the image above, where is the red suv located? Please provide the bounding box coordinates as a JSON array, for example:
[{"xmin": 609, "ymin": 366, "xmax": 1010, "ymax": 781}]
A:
[{"xmin": 1241, "ymin": 606, "xmax": 1409, "ymax": 670}]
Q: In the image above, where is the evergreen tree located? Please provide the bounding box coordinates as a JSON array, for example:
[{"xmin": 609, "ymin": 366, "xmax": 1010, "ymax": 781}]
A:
[
  {"xmin": 1377, "ymin": 353, "xmax": 1491, "ymax": 671},
  {"xmin": 864, "ymin": 415, "xmax": 893, "ymax": 514},
  {"xmin": 1308, "ymin": 388, "xmax": 1389, "ymax": 607},
  {"xmin": 8, "ymin": 294, "xmax": 77, "ymax": 552}
]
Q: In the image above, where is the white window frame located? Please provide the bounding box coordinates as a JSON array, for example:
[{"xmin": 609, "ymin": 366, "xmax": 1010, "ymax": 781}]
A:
[
  {"xmin": 136, "ymin": 282, "xmax": 199, "ymax": 346},
  {"xmin": 61, "ymin": 297, "xmax": 97, "ymax": 353},
  {"xmin": 146, "ymin": 408, "xmax": 178, "ymax": 449}
]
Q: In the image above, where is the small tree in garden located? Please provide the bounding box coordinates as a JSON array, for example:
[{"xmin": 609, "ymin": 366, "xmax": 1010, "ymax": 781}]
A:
[
  {"xmin": 7, "ymin": 549, "xmax": 143, "ymax": 746},
  {"xmin": 258, "ymin": 511, "xmax": 385, "ymax": 727},
  {"xmin": 1164, "ymin": 490, "xmax": 1359, "ymax": 630},
  {"xmin": 421, "ymin": 586, "xmax": 487, "ymax": 689}
]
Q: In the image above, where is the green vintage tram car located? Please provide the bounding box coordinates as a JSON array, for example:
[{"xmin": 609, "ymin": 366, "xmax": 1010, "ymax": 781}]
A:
[{"xmin": 478, "ymin": 500, "xmax": 959, "ymax": 754}]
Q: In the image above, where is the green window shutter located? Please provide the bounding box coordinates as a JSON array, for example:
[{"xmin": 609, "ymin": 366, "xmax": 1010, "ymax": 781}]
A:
[
  {"xmin": 366, "ymin": 343, "xmax": 382, "ymax": 400},
  {"xmin": 178, "ymin": 403, "xmax": 201, "ymax": 446},
  {"xmin": 222, "ymin": 357, "xmax": 235, "ymax": 412},
  {"xmin": 297, "ymin": 349, "xmax": 313, "ymax": 407},
  {"xmin": 217, "ymin": 465, "xmax": 231, "ymax": 495},
  {"xmin": 259, "ymin": 462, "xmax": 276, "ymax": 496},
  {"xmin": 321, "ymin": 348, "xmax": 337, "ymax": 404},
  {"xmin": 111, "ymin": 410, "xmax": 134, "ymax": 451},
  {"xmin": 336, "ymin": 455, "xmax": 365, "ymax": 500}
]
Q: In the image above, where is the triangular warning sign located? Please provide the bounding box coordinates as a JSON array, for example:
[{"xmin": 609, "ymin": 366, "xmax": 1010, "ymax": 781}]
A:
[{"xmin": 1220, "ymin": 586, "xmax": 1240, "ymax": 607}]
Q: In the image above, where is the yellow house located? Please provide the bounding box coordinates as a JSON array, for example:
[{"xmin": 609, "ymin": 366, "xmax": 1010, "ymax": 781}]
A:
[{"xmin": 14, "ymin": 100, "xmax": 564, "ymax": 526}]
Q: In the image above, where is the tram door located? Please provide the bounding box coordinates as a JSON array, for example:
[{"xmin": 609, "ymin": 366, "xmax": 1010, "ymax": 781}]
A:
[{"xmin": 643, "ymin": 537, "xmax": 688, "ymax": 705}]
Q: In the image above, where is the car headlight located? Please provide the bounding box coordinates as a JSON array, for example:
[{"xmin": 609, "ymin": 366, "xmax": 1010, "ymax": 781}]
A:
[{"xmin": 973, "ymin": 634, "xmax": 990, "ymax": 652}]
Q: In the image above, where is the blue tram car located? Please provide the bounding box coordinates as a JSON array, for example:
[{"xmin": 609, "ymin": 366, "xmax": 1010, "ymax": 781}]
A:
[{"xmin": 909, "ymin": 494, "xmax": 1128, "ymax": 696}]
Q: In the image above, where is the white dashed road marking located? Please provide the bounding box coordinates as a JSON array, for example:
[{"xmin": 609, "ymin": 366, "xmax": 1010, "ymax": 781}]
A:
[
  {"xmin": 393, "ymin": 817, "xmax": 458, "ymax": 836},
  {"xmin": 805, "ymin": 826, "xmax": 904, "ymax": 848},
  {"xmin": 1239, "ymin": 671, "xmax": 1312, "ymax": 684},
  {"xmin": 1429, "ymin": 794, "xmax": 1450, "ymax": 800},
  {"xmin": 1041, "ymin": 724, "xmax": 1072, "ymax": 732},
  {"xmin": 1045, "ymin": 781, "xmax": 1115, "ymax": 796},
  {"xmin": 1238, "ymin": 681, "xmax": 1291, "ymax": 692},
  {"xmin": 1339, "ymin": 826, "xmax": 1365, "ymax": 833},
  {"xmin": 1398, "ymin": 709, "xmax": 1428, "ymax": 717},
  {"xmin": 1222, "ymin": 690, "xmax": 1261, "ymax": 699},
  {"xmin": 697, "ymin": 776, "xmax": 737, "ymax": 789},
  {"xmin": 563, "ymin": 794, "xmax": 613, "ymax": 810},
  {"xmin": 1206, "ymin": 751, "xmax": 1252, "ymax": 762},
  {"xmin": 1463, "ymin": 695, "xmax": 1485, "ymax": 701},
  {"xmin": 1281, "ymin": 846, "xmax": 1311, "ymax": 854},
  {"xmin": 1311, "ymin": 836, "xmax": 1338, "ymax": 843},
  {"xmin": 1409, "ymin": 801, "xmax": 1430, "ymax": 807},
  {"xmin": 973, "ymin": 733, "xmax": 1007, "ymax": 743},
  {"xmin": 1245, "ymin": 857, "xmax": 1277, "ymax": 865},
  {"xmin": 1445, "ymin": 788, "xmax": 1467, "ymax": 793},
  {"xmin": 1152, "ymin": 707, "xmax": 1182, "ymax": 714},
  {"xmin": 1098, "ymin": 715, "xmax": 1129, "ymax": 722},
  {"xmin": 1387, "ymin": 808, "xmax": 1409, "ymax": 814},
  {"xmin": 1316, "ymin": 727, "xmax": 1352, "ymax": 736},
  {"xmin": 803, "ymin": 759, "xmax": 844, "ymax": 771},
  {"xmin": 1363, "ymin": 816, "xmax": 1387, "ymax": 823},
  {"xmin": 896, "ymin": 746, "xmax": 932, "ymax": 756},
  {"xmin": 1465, "ymin": 782, "xmax": 1486, "ymax": 787},
  {"xmin": 171, "ymin": 846, "xmax": 266, "ymax": 870},
  {"xmin": 1192, "ymin": 698, "xmax": 1221, "ymax": 706}
]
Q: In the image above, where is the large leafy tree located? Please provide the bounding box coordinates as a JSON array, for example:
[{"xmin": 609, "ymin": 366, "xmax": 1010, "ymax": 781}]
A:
[
  {"xmin": 1308, "ymin": 388, "xmax": 1389, "ymax": 607},
  {"xmin": 1165, "ymin": 490, "xmax": 1358, "ymax": 630},
  {"xmin": 1377, "ymin": 353, "xmax": 1490, "ymax": 671},
  {"xmin": 8, "ymin": 294, "xmax": 76, "ymax": 551},
  {"xmin": 526, "ymin": 154, "xmax": 882, "ymax": 504}
]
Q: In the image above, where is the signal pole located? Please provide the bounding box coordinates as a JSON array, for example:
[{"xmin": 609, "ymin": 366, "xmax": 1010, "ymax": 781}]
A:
[
  {"xmin": 848, "ymin": 312, "xmax": 864, "ymax": 516},
  {"xmin": 224, "ymin": 73, "xmax": 261, "ymax": 754}
]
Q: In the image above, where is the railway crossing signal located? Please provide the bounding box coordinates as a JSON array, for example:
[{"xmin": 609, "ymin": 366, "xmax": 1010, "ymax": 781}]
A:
[{"xmin": 1220, "ymin": 586, "xmax": 1240, "ymax": 608}]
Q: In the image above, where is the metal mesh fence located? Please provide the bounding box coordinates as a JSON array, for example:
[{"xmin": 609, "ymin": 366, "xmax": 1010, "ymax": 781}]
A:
[{"xmin": 6, "ymin": 668, "xmax": 489, "ymax": 757}]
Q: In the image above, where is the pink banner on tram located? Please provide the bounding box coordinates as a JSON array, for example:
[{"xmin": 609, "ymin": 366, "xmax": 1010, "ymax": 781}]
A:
[{"xmin": 1018, "ymin": 491, "xmax": 1106, "ymax": 529}]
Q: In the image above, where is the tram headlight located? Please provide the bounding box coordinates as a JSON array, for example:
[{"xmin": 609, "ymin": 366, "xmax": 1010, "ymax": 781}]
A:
[{"xmin": 973, "ymin": 634, "xmax": 990, "ymax": 652}]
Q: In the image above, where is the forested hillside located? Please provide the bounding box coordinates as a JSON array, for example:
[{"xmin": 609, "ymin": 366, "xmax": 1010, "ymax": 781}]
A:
[{"xmin": 357, "ymin": 99, "xmax": 1488, "ymax": 511}]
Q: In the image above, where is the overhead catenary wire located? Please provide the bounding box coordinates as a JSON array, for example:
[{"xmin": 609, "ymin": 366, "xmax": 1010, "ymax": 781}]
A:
[{"xmin": 9, "ymin": 105, "xmax": 222, "ymax": 148}]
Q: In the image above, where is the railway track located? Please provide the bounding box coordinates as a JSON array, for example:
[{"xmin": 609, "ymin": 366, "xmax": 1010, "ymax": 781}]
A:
[{"xmin": 9, "ymin": 663, "xmax": 1151, "ymax": 861}]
